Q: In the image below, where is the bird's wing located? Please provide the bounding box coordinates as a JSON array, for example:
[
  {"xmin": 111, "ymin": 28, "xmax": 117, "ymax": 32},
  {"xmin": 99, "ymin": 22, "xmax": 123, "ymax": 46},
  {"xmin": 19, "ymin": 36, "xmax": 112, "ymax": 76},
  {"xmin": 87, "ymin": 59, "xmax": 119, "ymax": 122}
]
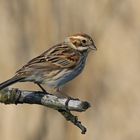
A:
[{"xmin": 16, "ymin": 44, "xmax": 81, "ymax": 76}]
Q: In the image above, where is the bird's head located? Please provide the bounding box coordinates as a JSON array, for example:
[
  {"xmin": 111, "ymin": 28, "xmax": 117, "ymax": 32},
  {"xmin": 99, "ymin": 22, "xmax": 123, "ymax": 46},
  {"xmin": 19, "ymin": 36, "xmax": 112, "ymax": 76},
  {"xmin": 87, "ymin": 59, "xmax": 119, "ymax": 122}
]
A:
[{"xmin": 65, "ymin": 33, "xmax": 97, "ymax": 53}]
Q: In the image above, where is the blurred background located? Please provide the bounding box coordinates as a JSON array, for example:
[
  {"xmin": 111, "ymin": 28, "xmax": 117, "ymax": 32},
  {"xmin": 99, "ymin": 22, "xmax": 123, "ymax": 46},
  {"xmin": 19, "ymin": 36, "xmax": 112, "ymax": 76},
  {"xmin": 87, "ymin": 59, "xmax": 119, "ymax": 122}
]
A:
[{"xmin": 0, "ymin": 0, "xmax": 140, "ymax": 140}]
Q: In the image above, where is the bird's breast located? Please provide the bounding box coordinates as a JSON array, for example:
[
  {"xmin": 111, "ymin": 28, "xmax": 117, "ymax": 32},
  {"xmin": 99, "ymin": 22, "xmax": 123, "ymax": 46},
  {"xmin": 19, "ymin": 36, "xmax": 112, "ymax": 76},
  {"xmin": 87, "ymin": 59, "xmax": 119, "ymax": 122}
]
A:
[{"xmin": 44, "ymin": 56, "xmax": 87, "ymax": 88}]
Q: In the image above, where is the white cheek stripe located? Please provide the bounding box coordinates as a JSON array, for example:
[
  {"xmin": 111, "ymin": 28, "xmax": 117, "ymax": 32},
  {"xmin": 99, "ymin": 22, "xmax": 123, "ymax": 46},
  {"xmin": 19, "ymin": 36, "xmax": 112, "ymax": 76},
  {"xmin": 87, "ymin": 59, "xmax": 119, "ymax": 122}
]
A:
[{"xmin": 77, "ymin": 46, "xmax": 88, "ymax": 51}]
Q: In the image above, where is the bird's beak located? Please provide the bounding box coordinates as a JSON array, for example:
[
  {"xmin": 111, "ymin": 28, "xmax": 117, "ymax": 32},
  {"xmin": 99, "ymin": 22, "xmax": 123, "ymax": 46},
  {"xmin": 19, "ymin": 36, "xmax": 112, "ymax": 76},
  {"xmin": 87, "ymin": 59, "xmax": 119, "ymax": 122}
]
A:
[{"xmin": 89, "ymin": 44, "xmax": 97, "ymax": 51}]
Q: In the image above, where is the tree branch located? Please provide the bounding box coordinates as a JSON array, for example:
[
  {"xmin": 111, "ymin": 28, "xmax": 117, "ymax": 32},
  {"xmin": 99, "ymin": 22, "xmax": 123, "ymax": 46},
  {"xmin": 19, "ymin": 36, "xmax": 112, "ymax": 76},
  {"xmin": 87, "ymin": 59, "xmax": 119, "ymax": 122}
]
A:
[{"xmin": 0, "ymin": 88, "xmax": 91, "ymax": 134}]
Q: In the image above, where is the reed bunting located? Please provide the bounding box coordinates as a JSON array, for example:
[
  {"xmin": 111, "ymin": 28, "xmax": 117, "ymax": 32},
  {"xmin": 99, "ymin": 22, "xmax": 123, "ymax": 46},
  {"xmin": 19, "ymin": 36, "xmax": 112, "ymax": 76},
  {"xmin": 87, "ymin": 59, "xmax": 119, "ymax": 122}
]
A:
[{"xmin": 0, "ymin": 33, "xmax": 97, "ymax": 93}]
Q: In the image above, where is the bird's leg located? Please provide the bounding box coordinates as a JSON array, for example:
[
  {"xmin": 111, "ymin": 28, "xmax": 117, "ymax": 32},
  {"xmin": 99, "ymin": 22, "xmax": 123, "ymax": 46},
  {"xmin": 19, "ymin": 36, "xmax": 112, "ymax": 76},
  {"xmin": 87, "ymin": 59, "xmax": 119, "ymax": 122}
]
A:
[
  {"xmin": 36, "ymin": 83, "xmax": 48, "ymax": 94},
  {"xmin": 55, "ymin": 87, "xmax": 69, "ymax": 98}
]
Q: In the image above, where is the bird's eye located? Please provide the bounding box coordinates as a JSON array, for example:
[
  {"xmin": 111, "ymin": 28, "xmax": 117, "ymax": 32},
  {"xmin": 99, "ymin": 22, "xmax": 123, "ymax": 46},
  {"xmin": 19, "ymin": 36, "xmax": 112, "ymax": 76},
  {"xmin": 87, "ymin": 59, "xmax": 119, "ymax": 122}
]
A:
[{"xmin": 82, "ymin": 39, "xmax": 86, "ymax": 44}]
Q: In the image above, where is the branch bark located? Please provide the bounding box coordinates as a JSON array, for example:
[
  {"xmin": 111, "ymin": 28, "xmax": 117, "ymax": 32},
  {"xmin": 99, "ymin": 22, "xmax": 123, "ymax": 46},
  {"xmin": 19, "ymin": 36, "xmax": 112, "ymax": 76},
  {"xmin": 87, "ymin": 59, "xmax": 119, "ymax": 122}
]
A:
[{"xmin": 0, "ymin": 88, "xmax": 91, "ymax": 134}]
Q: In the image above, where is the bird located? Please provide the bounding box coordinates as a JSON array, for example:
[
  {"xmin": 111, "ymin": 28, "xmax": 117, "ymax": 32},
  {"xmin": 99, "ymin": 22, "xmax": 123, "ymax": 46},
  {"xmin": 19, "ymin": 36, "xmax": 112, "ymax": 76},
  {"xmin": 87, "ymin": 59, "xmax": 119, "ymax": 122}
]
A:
[{"xmin": 0, "ymin": 33, "xmax": 97, "ymax": 93}]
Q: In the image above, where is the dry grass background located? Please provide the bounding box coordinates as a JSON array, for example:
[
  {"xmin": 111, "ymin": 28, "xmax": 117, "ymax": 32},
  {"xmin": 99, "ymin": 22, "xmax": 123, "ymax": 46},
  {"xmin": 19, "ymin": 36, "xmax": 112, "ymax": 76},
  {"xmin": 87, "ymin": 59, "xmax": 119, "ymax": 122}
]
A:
[{"xmin": 0, "ymin": 0, "xmax": 140, "ymax": 140}]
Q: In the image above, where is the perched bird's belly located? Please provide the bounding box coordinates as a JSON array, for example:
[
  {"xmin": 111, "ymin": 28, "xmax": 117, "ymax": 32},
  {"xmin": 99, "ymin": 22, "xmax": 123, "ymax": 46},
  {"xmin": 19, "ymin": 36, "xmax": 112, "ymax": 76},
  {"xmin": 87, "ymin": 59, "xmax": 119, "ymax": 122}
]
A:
[{"xmin": 43, "ymin": 61, "xmax": 86, "ymax": 88}]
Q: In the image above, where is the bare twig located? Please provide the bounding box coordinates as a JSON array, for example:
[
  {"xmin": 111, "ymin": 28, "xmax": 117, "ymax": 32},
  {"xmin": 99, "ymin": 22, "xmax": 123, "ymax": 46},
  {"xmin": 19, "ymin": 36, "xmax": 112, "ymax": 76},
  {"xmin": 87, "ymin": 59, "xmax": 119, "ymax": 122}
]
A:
[
  {"xmin": 58, "ymin": 109, "xmax": 87, "ymax": 134},
  {"xmin": 0, "ymin": 88, "xmax": 91, "ymax": 134}
]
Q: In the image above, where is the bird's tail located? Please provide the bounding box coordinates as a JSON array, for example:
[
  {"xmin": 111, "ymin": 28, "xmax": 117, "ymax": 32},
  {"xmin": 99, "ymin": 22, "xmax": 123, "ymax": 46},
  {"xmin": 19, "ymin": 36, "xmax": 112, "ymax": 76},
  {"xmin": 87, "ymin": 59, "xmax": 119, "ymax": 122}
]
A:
[{"xmin": 0, "ymin": 76, "xmax": 24, "ymax": 90}]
